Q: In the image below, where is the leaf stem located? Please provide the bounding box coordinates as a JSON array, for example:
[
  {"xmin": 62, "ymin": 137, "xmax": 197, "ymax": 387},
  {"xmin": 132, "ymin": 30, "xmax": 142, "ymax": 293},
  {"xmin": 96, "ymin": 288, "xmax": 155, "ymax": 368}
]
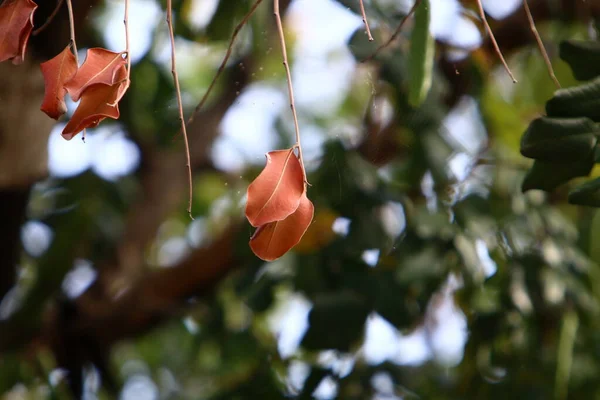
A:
[
  {"xmin": 65, "ymin": 0, "xmax": 78, "ymax": 65},
  {"xmin": 124, "ymin": 0, "xmax": 131, "ymax": 80},
  {"xmin": 358, "ymin": 0, "xmax": 374, "ymax": 41},
  {"xmin": 273, "ymin": 0, "xmax": 307, "ymax": 183},
  {"xmin": 33, "ymin": 0, "xmax": 64, "ymax": 36},
  {"xmin": 166, "ymin": 0, "xmax": 194, "ymax": 219},
  {"xmin": 475, "ymin": 0, "xmax": 517, "ymax": 83},
  {"xmin": 523, "ymin": 0, "xmax": 560, "ymax": 88},
  {"xmin": 363, "ymin": 0, "xmax": 422, "ymax": 63},
  {"xmin": 188, "ymin": 0, "xmax": 263, "ymax": 126}
]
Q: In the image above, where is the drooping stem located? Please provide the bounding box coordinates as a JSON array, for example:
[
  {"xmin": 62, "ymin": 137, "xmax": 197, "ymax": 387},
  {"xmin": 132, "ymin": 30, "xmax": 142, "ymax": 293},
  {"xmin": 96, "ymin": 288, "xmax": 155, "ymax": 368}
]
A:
[
  {"xmin": 475, "ymin": 0, "xmax": 517, "ymax": 83},
  {"xmin": 33, "ymin": 0, "xmax": 64, "ymax": 36},
  {"xmin": 188, "ymin": 0, "xmax": 263, "ymax": 126},
  {"xmin": 273, "ymin": 0, "xmax": 307, "ymax": 182},
  {"xmin": 358, "ymin": 0, "xmax": 374, "ymax": 41},
  {"xmin": 166, "ymin": 0, "xmax": 194, "ymax": 219},
  {"xmin": 65, "ymin": 0, "xmax": 78, "ymax": 65},
  {"xmin": 363, "ymin": 0, "xmax": 422, "ymax": 63},
  {"xmin": 523, "ymin": 0, "xmax": 560, "ymax": 88},
  {"xmin": 124, "ymin": 0, "xmax": 131, "ymax": 81},
  {"xmin": 66, "ymin": 0, "xmax": 83, "ymax": 141}
]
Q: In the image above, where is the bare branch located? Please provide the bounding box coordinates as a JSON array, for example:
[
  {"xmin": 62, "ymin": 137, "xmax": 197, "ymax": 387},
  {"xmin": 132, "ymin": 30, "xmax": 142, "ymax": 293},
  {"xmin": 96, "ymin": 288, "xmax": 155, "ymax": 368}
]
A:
[
  {"xmin": 523, "ymin": 0, "xmax": 560, "ymax": 88},
  {"xmin": 475, "ymin": 0, "xmax": 517, "ymax": 83},
  {"xmin": 33, "ymin": 0, "xmax": 64, "ymax": 36},
  {"xmin": 188, "ymin": 0, "xmax": 263, "ymax": 127},
  {"xmin": 273, "ymin": 0, "xmax": 307, "ymax": 182},
  {"xmin": 363, "ymin": 0, "xmax": 422, "ymax": 63},
  {"xmin": 359, "ymin": 0, "xmax": 374, "ymax": 41},
  {"xmin": 166, "ymin": 0, "xmax": 194, "ymax": 219}
]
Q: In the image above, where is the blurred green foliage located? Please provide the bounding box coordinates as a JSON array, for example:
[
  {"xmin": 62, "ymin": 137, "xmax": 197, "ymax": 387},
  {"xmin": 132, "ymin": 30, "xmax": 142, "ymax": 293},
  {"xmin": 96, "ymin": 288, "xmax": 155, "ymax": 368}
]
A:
[{"xmin": 4, "ymin": 1, "xmax": 600, "ymax": 400}]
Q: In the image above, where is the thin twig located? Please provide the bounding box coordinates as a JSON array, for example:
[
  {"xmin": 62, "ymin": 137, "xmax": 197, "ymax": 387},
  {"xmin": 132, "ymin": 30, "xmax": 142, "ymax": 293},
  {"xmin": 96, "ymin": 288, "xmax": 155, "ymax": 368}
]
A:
[
  {"xmin": 65, "ymin": 0, "xmax": 78, "ymax": 65},
  {"xmin": 187, "ymin": 0, "xmax": 263, "ymax": 127},
  {"xmin": 475, "ymin": 0, "xmax": 517, "ymax": 83},
  {"xmin": 32, "ymin": 0, "xmax": 64, "ymax": 36},
  {"xmin": 124, "ymin": 0, "xmax": 131, "ymax": 80},
  {"xmin": 166, "ymin": 0, "xmax": 194, "ymax": 219},
  {"xmin": 65, "ymin": 0, "xmax": 84, "ymax": 141},
  {"xmin": 359, "ymin": 0, "xmax": 374, "ymax": 41},
  {"xmin": 363, "ymin": 0, "xmax": 422, "ymax": 63},
  {"xmin": 274, "ymin": 0, "xmax": 307, "ymax": 183},
  {"xmin": 523, "ymin": 0, "xmax": 560, "ymax": 88}
]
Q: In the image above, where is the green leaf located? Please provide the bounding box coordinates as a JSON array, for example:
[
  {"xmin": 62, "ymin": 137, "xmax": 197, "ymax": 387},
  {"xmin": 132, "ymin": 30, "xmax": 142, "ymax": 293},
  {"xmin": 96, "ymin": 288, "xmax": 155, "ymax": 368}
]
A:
[
  {"xmin": 520, "ymin": 117, "xmax": 599, "ymax": 162},
  {"xmin": 568, "ymin": 178, "xmax": 600, "ymax": 207},
  {"xmin": 301, "ymin": 291, "xmax": 370, "ymax": 351},
  {"xmin": 546, "ymin": 76, "xmax": 600, "ymax": 122},
  {"xmin": 522, "ymin": 156, "xmax": 594, "ymax": 192},
  {"xmin": 408, "ymin": 0, "xmax": 434, "ymax": 107},
  {"xmin": 560, "ymin": 40, "xmax": 600, "ymax": 81}
]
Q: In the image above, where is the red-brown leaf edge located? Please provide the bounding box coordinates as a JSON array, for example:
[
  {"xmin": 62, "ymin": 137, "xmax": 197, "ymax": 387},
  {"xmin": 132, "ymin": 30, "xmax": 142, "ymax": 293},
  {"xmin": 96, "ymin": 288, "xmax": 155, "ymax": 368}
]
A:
[
  {"xmin": 40, "ymin": 45, "xmax": 78, "ymax": 119},
  {"xmin": 250, "ymin": 192, "xmax": 314, "ymax": 261},
  {"xmin": 245, "ymin": 148, "xmax": 305, "ymax": 227},
  {"xmin": 64, "ymin": 48, "xmax": 127, "ymax": 101},
  {"xmin": 62, "ymin": 84, "xmax": 121, "ymax": 140},
  {"xmin": 0, "ymin": 0, "xmax": 37, "ymax": 64},
  {"xmin": 62, "ymin": 65, "xmax": 128, "ymax": 140}
]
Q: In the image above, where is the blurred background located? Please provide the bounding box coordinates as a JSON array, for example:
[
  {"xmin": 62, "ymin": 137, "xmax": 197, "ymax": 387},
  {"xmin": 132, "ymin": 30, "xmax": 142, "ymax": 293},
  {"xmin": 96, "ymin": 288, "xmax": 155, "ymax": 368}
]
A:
[{"xmin": 1, "ymin": 0, "xmax": 600, "ymax": 398}]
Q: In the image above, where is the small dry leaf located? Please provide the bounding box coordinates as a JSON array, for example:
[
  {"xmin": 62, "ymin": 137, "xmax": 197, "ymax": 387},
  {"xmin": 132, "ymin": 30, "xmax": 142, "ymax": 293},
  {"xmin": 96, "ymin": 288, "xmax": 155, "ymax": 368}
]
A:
[
  {"xmin": 40, "ymin": 45, "xmax": 78, "ymax": 119},
  {"xmin": 245, "ymin": 148, "xmax": 305, "ymax": 227},
  {"xmin": 250, "ymin": 192, "xmax": 314, "ymax": 261},
  {"xmin": 65, "ymin": 48, "xmax": 127, "ymax": 101},
  {"xmin": 62, "ymin": 65, "xmax": 129, "ymax": 140},
  {"xmin": 0, "ymin": 0, "xmax": 37, "ymax": 64}
]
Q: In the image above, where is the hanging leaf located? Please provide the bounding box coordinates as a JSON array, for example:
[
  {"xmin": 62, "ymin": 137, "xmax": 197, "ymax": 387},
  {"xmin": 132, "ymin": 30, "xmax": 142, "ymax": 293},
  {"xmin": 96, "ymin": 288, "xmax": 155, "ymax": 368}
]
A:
[
  {"xmin": 245, "ymin": 148, "xmax": 305, "ymax": 227},
  {"xmin": 408, "ymin": 0, "xmax": 434, "ymax": 107},
  {"xmin": 520, "ymin": 117, "xmax": 599, "ymax": 162},
  {"xmin": 560, "ymin": 40, "xmax": 600, "ymax": 81},
  {"xmin": 61, "ymin": 78, "xmax": 127, "ymax": 140},
  {"xmin": 546, "ymin": 77, "xmax": 600, "ymax": 122},
  {"xmin": 40, "ymin": 45, "xmax": 78, "ymax": 120},
  {"xmin": 568, "ymin": 178, "xmax": 600, "ymax": 207},
  {"xmin": 0, "ymin": 0, "xmax": 37, "ymax": 64},
  {"xmin": 249, "ymin": 192, "xmax": 314, "ymax": 261},
  {"xmin": 65, "ymin": 48, "xmax": 127, "ymax": 101}
]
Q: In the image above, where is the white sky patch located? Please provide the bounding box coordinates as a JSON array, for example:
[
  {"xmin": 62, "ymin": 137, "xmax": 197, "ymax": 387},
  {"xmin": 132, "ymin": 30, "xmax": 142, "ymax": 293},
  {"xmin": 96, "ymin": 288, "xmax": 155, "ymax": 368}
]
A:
[
  {"xmin": 213, "ymin": 84, "xmax": 285, "ymax": 172},
  {"xmin": 62, "ymin": 259, "xmax": 97, "ymax": 299},
  {"xmin": 91, "ymin": 129, "xmax": 141, "ymax": 181},
  {"xmin": 120, "ymin": 375, "xmax": 159, "ymax": 400},
  {"xmin": 48, "ymin": 124, "xmax": 94, "ymax": 178},
  {"xmin": 313, "ymin": 376, "xmax": 338, "ymax": 400},
  {"xmin": 332, "ymin": 217, "xmax": 351, "ymax": 237},
  {"xmin": 442, "ymin": 96, "xmax": 487, "ymax": 155},
  {"xmin": 362, "ymin": 313, "xmax": 431, "ymax": 366},
  {"xmin": 425, "ymin": 281, "xmax": 468, "ymax": 366},
  {"xmin": 362, "ymin": 249, "xmax": 380, "ymax": 267},
  {"xmin": 268, "ymin": 293, "xmax": 312, "ymax": 359},
  {"xmin": 482, "ymin": 0, "xmax": 521, "ymax": 20},
  {"xmin": 21, "ymin": 220, "xmax": 53, "ymax": 257},
  {"xmin": 158, "ymin": 237, "xmax": 190, "ymax": 267},
  {"xmin": 187, "ymin": 0, "xmax": 219, "ymax": 30},
  {"xmin": 380, "ymin": 202, "xmax": 406, "ymax": 239},
  {"xmin": 476, "ymin": 239, "xmax": 497, "ymax": 278}
]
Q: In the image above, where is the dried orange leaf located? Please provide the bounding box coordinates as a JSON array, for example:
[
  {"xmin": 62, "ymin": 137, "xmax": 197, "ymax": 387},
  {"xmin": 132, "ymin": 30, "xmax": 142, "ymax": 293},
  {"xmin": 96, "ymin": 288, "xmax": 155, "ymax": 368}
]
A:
[
  {"xmin": 0, "ymin": 0, "xmax": 37, "ymax": 64},
  {"xmin": 245, "ymin": 148, "xmax": 305, "ymax": 227},
  {"xmin": 64, "ymin": 48, "xmax": 127, "ymax": 101},
  {"xmin": 250, "ymin": 192, "xmax": 314, "ymax": 261},
  {"xmin": 62, "ymin": 83, "xmax": 122, "ymax": 140},
  {"xmin": 40, "ymin": 45, "xmax": 78, "ymax": 119}
]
